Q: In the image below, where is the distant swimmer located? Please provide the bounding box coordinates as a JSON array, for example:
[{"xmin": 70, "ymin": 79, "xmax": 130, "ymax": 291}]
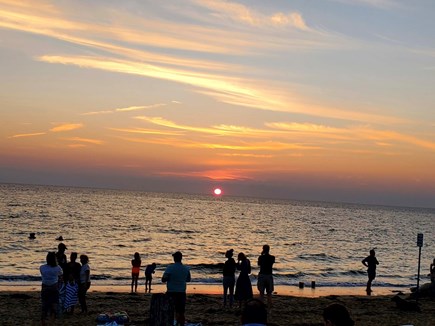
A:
[
  {"xmin": 29, "ymin": 233, "xmax": 36, "ymax": 239},
  {"xmin": 56, "ymin": 236, "xmax": 64, "ymax": 241}
]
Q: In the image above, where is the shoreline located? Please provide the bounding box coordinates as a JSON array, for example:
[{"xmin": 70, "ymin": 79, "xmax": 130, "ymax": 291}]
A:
[{"xmin": 0, "ymin": 283, "xmax": 408, "ymax": 297}]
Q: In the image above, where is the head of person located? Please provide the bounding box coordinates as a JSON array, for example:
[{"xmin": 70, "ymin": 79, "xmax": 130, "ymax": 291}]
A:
[
  {"xmin": 241, "ymin": 299, "xmax": 267, "ymax": 325},
  {"xmin": 46, "ymin": 252, "xmax": 57, "ymax": 267},
  {"xmin": 134, "ymin": 252, "xmax": 140, "ymax": 260},
  {"xmin": 262, "ymin": 245, "xmax": 270, "ymax": 255},
  {"xmin": 80, "ymin": 254, "xmax": 89, "ymax": 265},
  {"xmin": 58, "ymin": 242, "xmax": 67, "ymax": 253},
  {"xmin": 151, "ymin": 263, "xmax": 156, "ymax": 268},
  {"xmin": 70, "ymin": 252, "xmax": 78, "ymax": 262},
  {"xmin": 238, "ymin": 252, "xmax": 246, "ymax": 261},
  {"xmin": 225, "ymin": 249, "xmax": 234, "ymax": 259},
  {"xmin": 172, "ymin": 251, "xmax": 182, "ymax": 263},
  {"xmin": 370, "ymin": 249, "xmax": 375, "ymax": 256},
  {"xmin": 323, "ymin": 303, "xmax": 355, "ymax": 326}
]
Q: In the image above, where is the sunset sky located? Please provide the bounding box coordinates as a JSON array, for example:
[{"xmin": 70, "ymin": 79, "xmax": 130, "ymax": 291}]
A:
[{"xmin": 1, "ymin": 0, "xmax": 434, "ymax": 208}]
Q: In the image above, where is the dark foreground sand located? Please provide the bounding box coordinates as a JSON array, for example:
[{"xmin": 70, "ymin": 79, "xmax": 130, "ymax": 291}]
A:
[{"xmin": 1, "ymin": 290, "xmax": 435, "ymax": 325}]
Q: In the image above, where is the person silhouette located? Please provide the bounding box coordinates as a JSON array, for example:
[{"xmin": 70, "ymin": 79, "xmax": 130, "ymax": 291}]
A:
[
  {"xmin": 145, "ymin": 262, "xmax": 157, "ymax": 292},
  {"xmin": 257, "ymin": 244, "xmax": 275, "ymax": 307},
  {"xmin": 131, "ymin": 252, "xmax": 141, "ymax": 293},
  {"xmin": 362, "ymin": 249, "xmax": 379, "ymax": 294},
  {"xmin": 162, "ymin": 251, "xmax": 191, "ymax": 326},
  {"xmin": 222, "ymin": 249, "xmax": 236, "ymax": 308},
  {"xmin": 235, "ymin": 252, "xmax": 253, "ymax": 308}
]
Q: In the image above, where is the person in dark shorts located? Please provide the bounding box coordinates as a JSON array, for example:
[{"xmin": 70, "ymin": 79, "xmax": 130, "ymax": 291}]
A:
[
  {"xmin": 162, "ymin": 251, "xmax": 191, "ymax": 326},
  {"xmin": 362, "ymin": 249, "xmax": 379, "ymax": 294},
  {"xmin": 257, "ymin": 244, "xmax": 275, "ymax": 307},
  {"xmin": 145, "ymin": 262, "xmax": 157, "ymax": 292},
  {"xmin": 222, "ymin": 249, "xmax": 236, "ymax": 308}
]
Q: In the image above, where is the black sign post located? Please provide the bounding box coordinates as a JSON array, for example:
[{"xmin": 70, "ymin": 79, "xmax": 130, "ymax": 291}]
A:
[{"xmin": 416, "ymin": 233, "xmax": 423, "ymax": 301}]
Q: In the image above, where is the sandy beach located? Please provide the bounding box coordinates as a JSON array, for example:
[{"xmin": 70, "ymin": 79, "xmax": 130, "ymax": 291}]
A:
[{"xmin": 1, "ymin": 285, "xmax": 434, "ymax": 325}]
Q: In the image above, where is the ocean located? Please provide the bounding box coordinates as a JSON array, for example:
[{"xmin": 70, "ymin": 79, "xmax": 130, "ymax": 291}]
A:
[{"xmin": 1, "ymin": 183, "xmax": 434, "ymax": 292}]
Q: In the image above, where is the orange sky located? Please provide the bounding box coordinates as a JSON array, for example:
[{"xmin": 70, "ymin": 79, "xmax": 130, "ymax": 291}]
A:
[{"xmin": 1, "ymin": 0, "xmax": 434, "ymax": 207}]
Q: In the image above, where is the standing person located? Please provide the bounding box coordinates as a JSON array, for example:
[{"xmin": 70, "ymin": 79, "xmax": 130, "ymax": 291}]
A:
[
  {"xmin": 430, "ymin": 258, "xmax": 435, "ymax": 284},
  {"xmin": 56, "ymin": 243, "xmax": 68, "ymax": 282},
  {"xmin": 162, "ymin": 251, "xmax": 191, "ymax": 326},
  {"xmin": 235, "ymin": 252, "xmax": 253, "ymax": 309},
  {"xmin": 257, "ymin": 244, "xmax": 275, "ymax": 307},
  {"xmin": 145, "ymin": 262, "xmax": 157, "ymax": 292},
  {"xmin": 40, "ymin": 252, "xmax": 63, "ymax": 324},
  {"xmin": 430, "ymin": 258, "xmax": 435, "ymax": 296},
  {"xmin": 78, "ymin": 254, "xmax": 91, "ymax": 313},
  {"xmin": 131, "ymin": 252, "xmax": 141, "ymax": 293},
  {"xmin": 362, "ymin": 249, "xmax": 379, "ymax": 294},
  {"xmin": 222, "ymin": 249, "xmax": 236, "ymax": 308},
  {"xmin": 67, "ymin": 252, "xmax": 82, "ymax": 285}
]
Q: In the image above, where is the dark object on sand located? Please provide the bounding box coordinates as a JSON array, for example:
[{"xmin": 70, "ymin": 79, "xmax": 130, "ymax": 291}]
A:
[
  {"xmin": 56, "ymin": 236, "xmax": 64, "ymax": 241},
  {"xmin": 149, "ymin": 293, "xmax": 174, "ymax": 326},
  {"xmin": 410, "ymin": 283, "xmax": 434, "ymax": 298},
  {"xmin": 391, "ymin": 295, "xmax": 420, "ymax": 312},
  {"xmin": 28, "ymin": 233, "xmax": 36, "ymax": 239}
]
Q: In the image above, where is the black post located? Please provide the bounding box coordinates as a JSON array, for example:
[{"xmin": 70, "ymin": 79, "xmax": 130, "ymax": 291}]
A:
[
  {"xmin": 416, "ymin": 233, "xmax": 424, "ymax": 302},
  {"xmin": 416, "ymin": 245, "xmax": 421, "ymax": 302}
]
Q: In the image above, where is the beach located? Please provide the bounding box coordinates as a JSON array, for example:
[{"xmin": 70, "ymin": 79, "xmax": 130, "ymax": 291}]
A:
[{"xmin": 1, "ymin": 285, "xmax": 435, "ymax": 325}]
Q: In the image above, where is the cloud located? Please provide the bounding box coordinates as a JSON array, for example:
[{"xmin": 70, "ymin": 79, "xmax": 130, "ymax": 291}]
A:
[
  {"xmin": 109, "ymin": 127, "xmax": 183, "ymax": 136},
  {"xmin": 49, "ymin": 123, "xmax": 83, "ymax": 132},
  {"xmin": 192, "ymin": 0, "xmax": 309, "ymax": 30},
  {"xmin": 82, "ymin": 104, "xmax": 167, "ymax": 116},
  {"xmin": 62, "ymin": 137, "xmax": 104, "ymax": 145},
  {"xmin": 8, "ymin": 132, "xmax": 46, "ymax": 138},
  {"xmin": 39, "ymin": 55, "xmax": 402, "ymax": 125},
  {"xmin": 267, "ymin": 122, "xmax": 435, "ymax": 151}
]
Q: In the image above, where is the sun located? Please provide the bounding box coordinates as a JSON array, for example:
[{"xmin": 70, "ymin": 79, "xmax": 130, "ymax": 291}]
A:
[{"xmin": 213, "ymin": 188, "xmax": 222, "ymax": 196}]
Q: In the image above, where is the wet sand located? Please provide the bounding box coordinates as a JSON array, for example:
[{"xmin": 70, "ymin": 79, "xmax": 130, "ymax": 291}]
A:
[{"xmin": 1, "ymin": 284, "xmax": 434, "ymax": 325}]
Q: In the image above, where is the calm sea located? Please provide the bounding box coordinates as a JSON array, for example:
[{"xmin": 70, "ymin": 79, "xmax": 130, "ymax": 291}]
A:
[{"xmin": 1, "ymin": 183, "xmax": 434, "ymax": 291}]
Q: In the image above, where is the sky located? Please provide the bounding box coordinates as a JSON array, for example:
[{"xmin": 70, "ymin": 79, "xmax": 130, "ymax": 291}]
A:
[{"xmin": 0, "ymin": 0, "xmax": 434, "ymax": 208}]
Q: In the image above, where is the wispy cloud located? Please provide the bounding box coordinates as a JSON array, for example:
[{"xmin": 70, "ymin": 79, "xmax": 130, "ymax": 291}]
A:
[
  {"xmin": 40, "ymin": 55, "xmax": 402, "ymax": 124},
  {"xmin": 82, "ymin": 104, "xmax": 166, "ymax": 116},
  {"xmin": 50, "ymin": 123, "xmax": 83, "ymax": 132},
  {"xmin": 8, "ymin": 132, "xmax": 46, "ymax": 138},
  {"xmin": 109, "ymin": 127, "xmax": 183, "ymax": 136},
  {"xmin": 62, "ymin": 137, "xmax": 104, "ymax": 145},
  {"xmin": 192, "ymin": 0, "xmax": 309, "ymax": 30}
]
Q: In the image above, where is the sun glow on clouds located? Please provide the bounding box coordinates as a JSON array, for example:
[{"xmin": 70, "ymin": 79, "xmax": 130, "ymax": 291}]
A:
[{"xmin": 50, "ymin": 123, "xmax": 83, "ymax": 132}]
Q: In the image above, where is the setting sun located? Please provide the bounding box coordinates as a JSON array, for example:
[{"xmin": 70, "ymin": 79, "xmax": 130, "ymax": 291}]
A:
[{"xmin": 214, "ymin": 188, "xmax": 222, "ymax": 196}]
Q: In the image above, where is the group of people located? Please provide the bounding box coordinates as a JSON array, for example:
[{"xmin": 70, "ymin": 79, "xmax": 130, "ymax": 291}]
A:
[
  {"xmin": 39, "ymin": 242, "xmax": 91, "ymax": 323},
  {"xmin": 222, "ymin": 245, "xmax": 275, "ymax": 309},
  {"xmin": 157, "ymin": 246, "xmax": 354, "ymax": 326}
]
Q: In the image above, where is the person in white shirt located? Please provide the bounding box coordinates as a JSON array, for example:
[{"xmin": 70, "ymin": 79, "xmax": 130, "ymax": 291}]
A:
[
  {"xmin": 78, "ymin": 254, "xmax": 91, "ymax": 313},
  {"xmin": 40, "ymin": 251, "xmax": 63, "ymax": 322}
]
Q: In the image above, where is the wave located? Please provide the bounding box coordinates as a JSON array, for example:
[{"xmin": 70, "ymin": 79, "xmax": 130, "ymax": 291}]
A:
[{"xmin": 297, "ymin": 253, "xmax": 340, "ymax": 262}]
